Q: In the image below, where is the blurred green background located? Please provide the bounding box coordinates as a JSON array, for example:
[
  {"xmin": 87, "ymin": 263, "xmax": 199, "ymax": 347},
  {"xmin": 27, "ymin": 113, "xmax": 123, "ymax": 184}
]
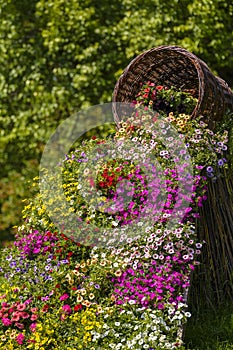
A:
[{"xmin": 0, "ymin": 0, "xmax": 233, "ymax": 243}]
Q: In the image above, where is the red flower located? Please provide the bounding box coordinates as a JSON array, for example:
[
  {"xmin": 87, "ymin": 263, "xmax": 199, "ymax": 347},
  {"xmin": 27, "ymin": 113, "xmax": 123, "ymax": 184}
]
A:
[
  {"xmin": 61, "ymin": 234, "xmax": 68, "ymax": 241},
  {"xmin": 74, "ymin": 304, "xmax": 82, "ymax": 311},
  {"xmin": 41, "ymin": 304, "xmax": 49, "ymax": 313},
  {"xmin": 56, "ymin": 248, "xmax": 62, "ymax": 254},
  {"xmin": 156, "ymin": 85, "xmax": 164, "ymax": 90}
]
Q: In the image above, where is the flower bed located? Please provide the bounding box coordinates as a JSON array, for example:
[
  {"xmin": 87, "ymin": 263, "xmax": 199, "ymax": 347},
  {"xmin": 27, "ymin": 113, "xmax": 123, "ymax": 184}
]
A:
[{"xmin": 0, "ymin": 83, "xmax": 229, "ymax": 349}]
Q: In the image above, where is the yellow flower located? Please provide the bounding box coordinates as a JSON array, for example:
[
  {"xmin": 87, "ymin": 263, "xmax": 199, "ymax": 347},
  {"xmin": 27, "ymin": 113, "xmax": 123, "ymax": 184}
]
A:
[
  {"xmin": 36, "ymin": 323, "xmax": 43, "ymax": 331},
  {"xmin": 38, "ymin": 205, "xmax": 46, "ymax": 216},
  {"xmin": 176, "ymin": 119, "xmax": 184, "ymax": 126}
]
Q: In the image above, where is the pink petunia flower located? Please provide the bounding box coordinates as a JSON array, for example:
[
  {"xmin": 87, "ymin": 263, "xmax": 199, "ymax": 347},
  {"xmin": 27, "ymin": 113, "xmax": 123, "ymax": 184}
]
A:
[
  {"xmin": 11, "ymin": 314, "xmax": 20, "ymax": 322},
  {"xmin": 21, "ymin": 312, "xmax": 30, "ymax": 319},
  {"xmin": 17, "ymin": 303, "xmax": 26, "ymax": 312},
  {"xmin": 30, "ymin": 322, "xmax": 37, "ymax": 332},
  {"xmin": 30, "ymin": 307, "xmax": 38, "ymax": 313},
  {"xmin": 15, "ymin": 322, "xmax": 24, "ymax": 329},
  {"xmin": 30, "ymin": 314, "xmax": 38, "ymax": 321}
]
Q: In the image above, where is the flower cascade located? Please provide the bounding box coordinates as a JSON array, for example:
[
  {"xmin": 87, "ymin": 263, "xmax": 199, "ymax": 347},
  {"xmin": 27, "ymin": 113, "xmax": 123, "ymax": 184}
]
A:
[{"xmin": 0, "ymin": 82, "xmax": 229, "ymax": 349}]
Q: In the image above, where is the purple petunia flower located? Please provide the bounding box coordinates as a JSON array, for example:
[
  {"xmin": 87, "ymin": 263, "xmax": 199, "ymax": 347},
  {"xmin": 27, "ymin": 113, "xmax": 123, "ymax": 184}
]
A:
[
  {"xmin": 218, "ymin": 159, "xmax": 224, "ymax": 166},
  {"xmin": 206, "ymin": 166, "xmax": 214, "ymax": 173}
]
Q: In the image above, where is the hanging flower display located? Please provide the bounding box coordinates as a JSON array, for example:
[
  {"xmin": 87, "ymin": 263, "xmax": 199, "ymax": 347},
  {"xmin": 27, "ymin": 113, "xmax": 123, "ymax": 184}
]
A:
[{"xmin": 0, "ymin": 81, "xmax": 229, "ymax": 350}]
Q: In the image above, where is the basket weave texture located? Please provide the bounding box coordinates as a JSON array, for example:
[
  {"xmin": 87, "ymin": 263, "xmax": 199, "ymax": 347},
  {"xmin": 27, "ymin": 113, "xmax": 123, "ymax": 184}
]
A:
[{"xmin": 113, "ymin": 46, "xmax": 233, "ymax": 126}]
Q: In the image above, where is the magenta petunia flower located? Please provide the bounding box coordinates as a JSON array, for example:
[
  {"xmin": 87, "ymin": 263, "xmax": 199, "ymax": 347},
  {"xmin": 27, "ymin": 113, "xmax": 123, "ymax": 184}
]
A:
[
  {"xmin": 16, "ymin": 333, "xmax": 25, "ymax": 345},
  {"xmin": 60, "ymin": 293, "xmax": 69, "ymax": 301},
  {"xmin": 30, "ymin": 322, "xmax": 37, "ymax": 330},
  {"xmin": 62, "ymin": 304, "xmax": 72, "ymax": 314},
  {"xmin": 2, "ymin": 317, "xmax": 12, "ymax": 326}
]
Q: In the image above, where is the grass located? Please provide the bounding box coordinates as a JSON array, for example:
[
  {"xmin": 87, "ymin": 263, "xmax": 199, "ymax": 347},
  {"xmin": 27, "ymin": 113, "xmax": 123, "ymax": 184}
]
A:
[{"xmin": 184, "ymin": 301, "xmax": 233, "ymax": 349}]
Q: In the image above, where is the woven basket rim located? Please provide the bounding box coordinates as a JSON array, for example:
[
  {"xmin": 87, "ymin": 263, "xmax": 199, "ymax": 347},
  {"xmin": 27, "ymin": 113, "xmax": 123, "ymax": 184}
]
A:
[{"xmin": 113, "ymin": 45, "xmax": 207, "ymax": 121}]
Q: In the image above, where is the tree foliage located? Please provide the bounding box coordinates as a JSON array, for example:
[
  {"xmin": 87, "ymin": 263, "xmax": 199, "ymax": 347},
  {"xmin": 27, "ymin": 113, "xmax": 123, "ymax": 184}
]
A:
[{"xmin": 0, "ymin": 0, "xmax": 232, "ymax": 241}]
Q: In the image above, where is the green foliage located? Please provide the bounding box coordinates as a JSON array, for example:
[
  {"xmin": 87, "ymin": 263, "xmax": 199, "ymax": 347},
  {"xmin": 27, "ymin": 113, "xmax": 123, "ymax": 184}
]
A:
[
  {"xmin": 184, "ymin": 302, "xmax": 233, "ymax": 349},
  {"xmin": 0, "ymin": 0, "xmax": 232, "ymax": 241}
]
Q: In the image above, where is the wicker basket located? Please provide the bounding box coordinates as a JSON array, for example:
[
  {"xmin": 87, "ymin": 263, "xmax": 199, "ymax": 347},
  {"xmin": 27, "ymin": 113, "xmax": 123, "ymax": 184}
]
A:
[
  {"xmin": 113, "ymin": 45, "xmax": 233, "ymax": 127},
  {"xmin": 113, "ymin": 45, "xmax": 233, "ymax": 308}
]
